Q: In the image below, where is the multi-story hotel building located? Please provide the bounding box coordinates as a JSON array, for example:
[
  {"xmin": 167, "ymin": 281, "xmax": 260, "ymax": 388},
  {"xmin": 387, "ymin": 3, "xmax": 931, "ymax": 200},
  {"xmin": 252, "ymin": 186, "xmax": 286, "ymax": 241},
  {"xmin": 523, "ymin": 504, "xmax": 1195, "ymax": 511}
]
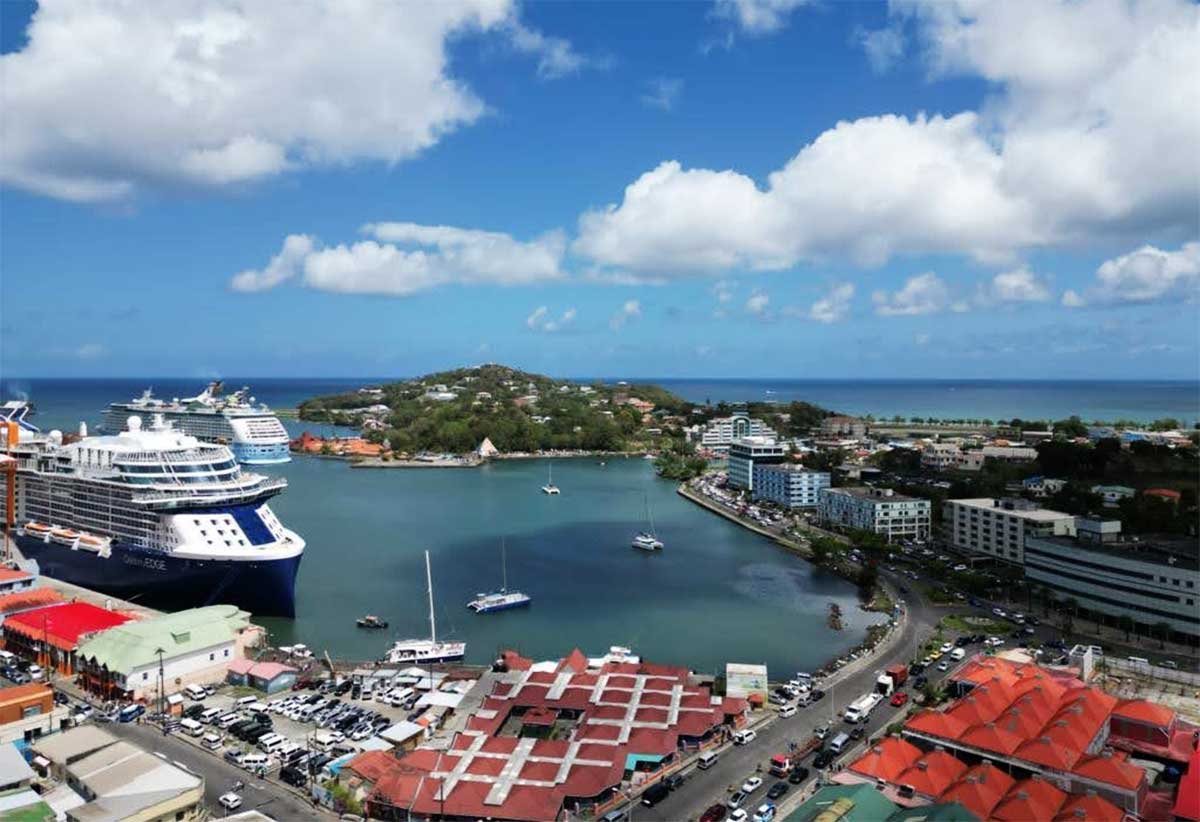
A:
[
  {"xmin": 751, "ymin": 465, "xmax": 830, "ymax": 509},
  {"xmin": 727, "ymin": 436, "xmax": 786, "ymax": 491},
  {"xmin": 946, "ymin": 498, "xmax": 1075, "ymax": 564},
  {"xmin": 818, "ymin": 486, "xmax": 930, "ymax": 542}
]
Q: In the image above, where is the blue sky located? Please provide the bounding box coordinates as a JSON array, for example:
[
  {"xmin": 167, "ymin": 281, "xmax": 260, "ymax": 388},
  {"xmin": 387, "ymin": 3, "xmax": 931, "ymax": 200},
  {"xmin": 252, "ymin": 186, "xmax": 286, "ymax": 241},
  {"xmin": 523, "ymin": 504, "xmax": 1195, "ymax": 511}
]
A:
[{"xmin": 2, "ymin": 0, "xmax": 1197, "ymax": 379}]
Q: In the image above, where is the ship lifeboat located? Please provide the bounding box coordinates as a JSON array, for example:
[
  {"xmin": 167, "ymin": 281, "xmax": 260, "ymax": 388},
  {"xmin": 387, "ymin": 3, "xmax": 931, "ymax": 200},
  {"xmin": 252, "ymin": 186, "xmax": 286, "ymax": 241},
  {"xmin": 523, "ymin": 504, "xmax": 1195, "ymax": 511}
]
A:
[
  {"xmin": 77, "ymin": 534, "xmax": 107, "ymax": 553},
  {"xmin": 50, "ymin": 528, "xmax": 82, "ymax": 546},
  {"xmin": 23, "ymin": 522, "xmax": 52, "ymax": 539}
]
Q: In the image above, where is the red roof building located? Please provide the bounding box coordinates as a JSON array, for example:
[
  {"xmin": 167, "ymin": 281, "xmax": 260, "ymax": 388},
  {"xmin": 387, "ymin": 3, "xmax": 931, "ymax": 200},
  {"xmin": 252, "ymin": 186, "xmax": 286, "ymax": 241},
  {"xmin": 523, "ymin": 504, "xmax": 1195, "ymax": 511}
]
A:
[
  {"xmin": 848, "ymin": 738, "xmax": 923, "ymax": 782},
  {"xmin": 2, "ymin": 601, "xmax": 134, "ymax": 674},
  {"xmin": 989, "ymin": 776, "xmax": 1066, "ymax": 822},
  {"xmin": 938, "ymin": 762, "xmax": 1014, "ymax": 818},
  {"xmin": 903, "ymin": 656, "xmax": 1156, "ymax": 816},
  {"xmin": 1173, "ymin": 747, "xmax": 1200, "ymax": 822},
  {"xmin": 366, "ymin": 649, "xmax": 746, "ymax": 821}
]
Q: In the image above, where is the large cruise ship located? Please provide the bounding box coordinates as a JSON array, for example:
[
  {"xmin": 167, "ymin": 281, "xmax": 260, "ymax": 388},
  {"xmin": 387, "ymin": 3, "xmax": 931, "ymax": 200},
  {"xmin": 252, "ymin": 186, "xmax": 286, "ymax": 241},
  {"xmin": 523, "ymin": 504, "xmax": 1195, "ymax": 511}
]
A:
[
  {"xmin": 101, "ymin": 382, "xmax": 290, "ymax": 465},
  {"xmin": 1, "ymin": 402, "xmax": 304, "ymax": 617}
]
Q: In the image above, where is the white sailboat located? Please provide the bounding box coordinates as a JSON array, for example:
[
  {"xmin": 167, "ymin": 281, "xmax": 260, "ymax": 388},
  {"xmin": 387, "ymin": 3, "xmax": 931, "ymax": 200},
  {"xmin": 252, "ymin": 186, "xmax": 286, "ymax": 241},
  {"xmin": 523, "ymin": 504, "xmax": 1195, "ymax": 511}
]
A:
[
  {"xmin": 541, "ymin": 462, "xmax": 560, "ymax": 494},
  {"xmin": 386, "ymin": 551, "xmax": 466, "ymax": 664},
  {"xmin": 632, "ymin": 493, "xmax": 664, "ymax": 551},
  {"xmin": 467, "ymin": 540, "xmax": 532, "ymax": 613}
]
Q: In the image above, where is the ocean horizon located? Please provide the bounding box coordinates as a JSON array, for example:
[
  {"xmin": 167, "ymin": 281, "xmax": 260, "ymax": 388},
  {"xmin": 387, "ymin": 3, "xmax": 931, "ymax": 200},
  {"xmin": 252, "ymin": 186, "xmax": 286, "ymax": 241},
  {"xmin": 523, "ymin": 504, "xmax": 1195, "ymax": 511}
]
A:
[{"xmin": 4, "ymin": 376, "xmax": 1197, "ymax": 428}]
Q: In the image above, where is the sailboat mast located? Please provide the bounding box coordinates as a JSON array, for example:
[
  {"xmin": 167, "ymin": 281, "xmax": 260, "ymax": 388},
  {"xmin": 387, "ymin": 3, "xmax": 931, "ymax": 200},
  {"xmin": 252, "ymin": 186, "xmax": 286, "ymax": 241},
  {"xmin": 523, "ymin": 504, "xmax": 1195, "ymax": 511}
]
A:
[
  {"xmin": 501, "ymin": 539, "xmax": 508, "ymax": 592},
  {"xmin": 425, "ymin": 550, "xmax": 437, "ymax": 644}
]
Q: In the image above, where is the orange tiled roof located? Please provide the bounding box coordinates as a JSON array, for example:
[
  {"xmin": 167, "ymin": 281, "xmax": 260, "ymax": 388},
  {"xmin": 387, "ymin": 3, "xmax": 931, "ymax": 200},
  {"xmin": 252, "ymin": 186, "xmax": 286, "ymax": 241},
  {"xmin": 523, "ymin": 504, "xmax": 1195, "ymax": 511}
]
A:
[
  {"xmin": 848, "ymin": 737, "xmax": 924, "ymax": 782},
  {"xmin": 990, "ymin": 777, "xmax": 1067, "ymax": 822},
  {"xmin": 1113, "ymin": 698, "xmax": 1176, "ymax": 728},
  {"xmin": 894, "ymin": 750, "xmax": 966, "ymax": 798},
  {"xmin": 1055, "ymin": 793, "xmax": 1127, "ymax": 822},
  {"xmin": 1072, "ymin": 751, "xmax": 1146, "ymax": 791},
  {"xmin": 939, "ymin": 762, "xmax": 1015, "ymax": 818}
]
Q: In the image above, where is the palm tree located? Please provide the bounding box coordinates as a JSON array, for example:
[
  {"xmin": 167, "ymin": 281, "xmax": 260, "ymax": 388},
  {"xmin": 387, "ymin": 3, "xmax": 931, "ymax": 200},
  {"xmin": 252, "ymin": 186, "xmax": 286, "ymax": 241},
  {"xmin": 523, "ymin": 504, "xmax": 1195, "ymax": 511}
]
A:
[
  {"xmin": 1063, "ymin": 598, "xmax": 1078, "ymax": 637},
  {"xmin": 1154, "ymin": 621, "xmax": 1171, "ymax": 650},
  {"xmin": 1118, "ymin": 615, "xmax": 1134, "ymax": 642}
]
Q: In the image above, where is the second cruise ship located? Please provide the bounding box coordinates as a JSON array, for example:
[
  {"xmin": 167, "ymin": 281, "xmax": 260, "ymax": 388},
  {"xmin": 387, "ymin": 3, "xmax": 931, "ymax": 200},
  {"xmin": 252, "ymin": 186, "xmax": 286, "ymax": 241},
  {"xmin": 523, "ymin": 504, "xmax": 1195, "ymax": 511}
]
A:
[
  {"xmin": 1, "ymin": 402, "xmax": 304, "ymax": 617},
  {"xmin": 101, "ymin": 382, "xmax": 290, "ymax": 465}
]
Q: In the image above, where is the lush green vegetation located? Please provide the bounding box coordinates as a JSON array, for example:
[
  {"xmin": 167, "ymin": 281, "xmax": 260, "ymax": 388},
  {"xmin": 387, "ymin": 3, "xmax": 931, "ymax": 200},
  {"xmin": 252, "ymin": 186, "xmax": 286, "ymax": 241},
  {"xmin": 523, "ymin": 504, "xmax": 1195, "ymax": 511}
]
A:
[
  {"xmin": 299, "ymin": 364, "xmax": 687, "ymax": 455},
  {"xmin": 653, "ymin": 440, "xmax": 708, "ymax": 480}
]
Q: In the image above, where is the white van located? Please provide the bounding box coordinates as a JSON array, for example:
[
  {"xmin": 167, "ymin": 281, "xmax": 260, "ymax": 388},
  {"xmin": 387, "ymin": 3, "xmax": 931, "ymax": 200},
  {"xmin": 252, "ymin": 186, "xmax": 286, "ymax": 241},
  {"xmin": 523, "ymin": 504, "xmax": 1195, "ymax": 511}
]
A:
[
  {"xmin": 778, "ymin": 704, "xmax": 798, "ymax": 718},
  {"xmin": 199, "ymin": 707, "xmax": 222, "ymax": 724},
  {"xmin": 951, "ymin": 648, "xmax": 966, "ymax": 661},
  {"xmin": 217, "ymin": 712, "xmax": 241, "ymax": 729},
  {"xmin": 184, "ymin": 684, "xmax": 207, "ymax": 701},
  {"xmin": 256, "ymin": 732, "xmax": 282, "ymax": 750},
  {"xmin": 733, "ymin": 729, "xmax": 757, "ymax": 745},
  {"xmin": 313, "ymin": 731, "xmax": 345, "ymax": 752},
  {"xmin": 0, "ymin": 650, "xmax": 16, "ymax": 665},
  {"xmin": 27, "ymin": 665, "xmax": 43, "ymax": 681},
  {"xmin": 240, "ymin": 753, "xmax": 269, "ymax": 771},
  {"xmin": 235, "ymin": 695, "xmax": 258, "ymax": 708},
  {"xmin": 260, "ymin": 736, "xmax": 288, "ymax": 755},
  {"xmin": 697, "ymin": 751, "xmax": 720, "ymax": 770},
  {"xmin": 828, "ymin": 732, "xmax": 851, "ymax": 755},
  {"xmin": 201, "ymin": 733, "xmax": 222, "ymax": 750},
  {"xmin": 179, "ymin": 717, "xmax": 204, "ymax": 737}
]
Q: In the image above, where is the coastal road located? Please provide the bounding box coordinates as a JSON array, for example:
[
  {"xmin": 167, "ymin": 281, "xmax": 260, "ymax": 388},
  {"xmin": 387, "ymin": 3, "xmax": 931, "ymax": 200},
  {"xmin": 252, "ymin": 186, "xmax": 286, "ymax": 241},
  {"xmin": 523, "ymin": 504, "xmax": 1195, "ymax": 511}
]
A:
[
  {"xmin": 105, "ymin": 721, "xmax": 329, "ymax": 819},
  {"xmin": 637, "ymin": 573, "xmax": 947, "ymax": 822}
]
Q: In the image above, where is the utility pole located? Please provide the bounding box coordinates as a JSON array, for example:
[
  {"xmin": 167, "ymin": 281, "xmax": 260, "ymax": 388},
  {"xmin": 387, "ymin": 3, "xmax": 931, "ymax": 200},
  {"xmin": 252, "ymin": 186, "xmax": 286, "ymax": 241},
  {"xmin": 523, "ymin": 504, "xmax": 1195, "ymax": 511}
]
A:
[{"xmin": 155, "ymin": 647, "xmax": 166, "ymax": 731}]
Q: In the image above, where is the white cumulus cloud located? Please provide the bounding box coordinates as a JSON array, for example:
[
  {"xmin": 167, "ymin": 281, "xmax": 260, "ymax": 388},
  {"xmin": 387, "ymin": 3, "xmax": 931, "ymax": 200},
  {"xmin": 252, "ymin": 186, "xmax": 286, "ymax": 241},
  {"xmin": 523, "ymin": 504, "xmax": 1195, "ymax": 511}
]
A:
[
  {"xmin": 0, "ymin": 0, "xmax": 584, "ymax": 202},
  {"xmin": 745, "ymin": 290, "xmax": 771, "ymax": 315},
  {"xmin": 977, "ymin": 267, "xmax": 1052, "ymax": 304},
  {"xmin": 1063, "ymin": 242, "xmax": 1200, "ymax": 308},
  {"xmin": 232, "ymin": 223, "xmax": 566, "ymax": 297},
  {"xmin": 576, "ymin": 0, "xmax": 1198, "ymax": 276},
  {"xmin": 873, "ymin": 272, "xmax": 965, "ymax": 317},
  {"xmin": 712, "ymin": 0, "xmax": 814, "ymax": 34},
  {"xmin": 808, "ymin": 283, "xmax": 855, "ymax": 324},
  {"xmin": 527, "ymin": 306, "xmax": 576, "ymax": 333}
]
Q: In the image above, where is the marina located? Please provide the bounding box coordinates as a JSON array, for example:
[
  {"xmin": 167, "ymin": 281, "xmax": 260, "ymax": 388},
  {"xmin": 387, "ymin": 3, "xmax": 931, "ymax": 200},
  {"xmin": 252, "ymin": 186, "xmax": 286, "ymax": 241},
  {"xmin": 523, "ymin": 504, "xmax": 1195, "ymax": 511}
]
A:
[{"xmin": 259, "ymin": 454, "xmax": 883, "ymax": 675}]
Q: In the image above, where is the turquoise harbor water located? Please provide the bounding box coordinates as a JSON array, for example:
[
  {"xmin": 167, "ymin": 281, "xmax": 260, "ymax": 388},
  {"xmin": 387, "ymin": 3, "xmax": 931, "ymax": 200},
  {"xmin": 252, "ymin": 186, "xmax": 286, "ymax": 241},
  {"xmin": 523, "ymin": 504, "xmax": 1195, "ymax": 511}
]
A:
[{"xmin": 259, "ymin": 455, "xmax": 882, "ymax": 673}]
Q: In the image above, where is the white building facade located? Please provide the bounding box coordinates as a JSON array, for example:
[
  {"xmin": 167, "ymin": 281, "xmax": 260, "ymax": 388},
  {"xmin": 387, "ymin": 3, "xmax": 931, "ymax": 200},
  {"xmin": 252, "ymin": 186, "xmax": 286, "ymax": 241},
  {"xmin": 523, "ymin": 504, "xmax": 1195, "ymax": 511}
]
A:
[
  {"xmin": 688, "ymin": 410, "xmax": 778, "ymax": 451},
  {"xmin": 946, "ymin": 498, "xmax": 1076, "ymax": 564},
  {"xmin": 727, "ymin": 437, "xmax": 786, "ymax": 491},
  {"xmin": 817, "ymin": 487, "xmax": 931, "ymax": 541},
  {"xmin": 1024, "ymin": 520, "xmax": 1199, "ymax": 638},
  {"xmin": 752, "ymin": 465, "xmax": 830, "ymax": 508}
]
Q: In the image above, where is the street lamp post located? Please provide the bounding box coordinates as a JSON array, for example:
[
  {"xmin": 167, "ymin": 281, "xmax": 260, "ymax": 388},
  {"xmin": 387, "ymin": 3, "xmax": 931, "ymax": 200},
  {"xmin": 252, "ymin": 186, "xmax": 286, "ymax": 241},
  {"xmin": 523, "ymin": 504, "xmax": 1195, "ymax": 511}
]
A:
[{"xmin": 155, "ymin": 647, "xmax": 166, "ymax": 732}]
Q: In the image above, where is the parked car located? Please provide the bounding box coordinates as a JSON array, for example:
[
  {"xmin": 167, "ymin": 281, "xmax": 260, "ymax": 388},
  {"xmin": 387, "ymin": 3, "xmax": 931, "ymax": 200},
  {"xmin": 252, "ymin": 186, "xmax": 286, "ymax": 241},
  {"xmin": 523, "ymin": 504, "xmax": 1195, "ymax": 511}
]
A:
[
  {"xmin": 727, "ymin": 791, "xmax": 747, "ymax": 810},
  {"xmin": 663, "ymin": 773, "xmax": 685, "ymax": 791},
  {"xmin": 812, "ymin": 751, "xmax": 834, "ymax": 770},
  {"xmin": 767, "ymin": 782, "xmax": 789, "ymax": 799},
  {"xmin": 742, "ymin": 776, "xmax": 763, "ymax": 794},
  {"xmin": 700, "ymin": 805, "xmax": 727, "ymax": 822},
  {"xmin": 218, "ymin": 793, "xmax": 242, "ymax": 811},
  {"xmin": 890, "ymin": 692, "xmax": 909, "ymax": 707},
  {"xmin": 788, "ymin": 766, "xmax": 809, "ymax": 785}
]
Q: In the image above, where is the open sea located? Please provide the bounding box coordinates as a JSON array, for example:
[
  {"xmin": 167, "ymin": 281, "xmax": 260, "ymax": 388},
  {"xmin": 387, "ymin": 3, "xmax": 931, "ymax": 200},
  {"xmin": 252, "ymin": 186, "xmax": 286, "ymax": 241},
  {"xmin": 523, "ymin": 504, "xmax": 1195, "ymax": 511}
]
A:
[{"xmin": 1, "ymin": 376, "xmax": 1195, "ymax": 674}]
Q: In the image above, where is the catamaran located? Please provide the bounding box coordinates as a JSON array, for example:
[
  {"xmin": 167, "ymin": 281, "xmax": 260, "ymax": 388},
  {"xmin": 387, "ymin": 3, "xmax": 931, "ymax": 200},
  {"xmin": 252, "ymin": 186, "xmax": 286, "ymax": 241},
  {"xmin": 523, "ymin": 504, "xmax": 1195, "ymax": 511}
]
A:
[
  {"xmin": 386, "ymin": 551, "xmax": 466, "ymax": 664},
  {"xmin": 467, "ymin": 540, "xmax": 531, "ymax": 613},
  {"xmin": 541, "ymin": 462, "xmax": 560, "ymax": 494},
  {"xmin": 631, "ymin": 493, "xmax": 664, "ymax": 551}
]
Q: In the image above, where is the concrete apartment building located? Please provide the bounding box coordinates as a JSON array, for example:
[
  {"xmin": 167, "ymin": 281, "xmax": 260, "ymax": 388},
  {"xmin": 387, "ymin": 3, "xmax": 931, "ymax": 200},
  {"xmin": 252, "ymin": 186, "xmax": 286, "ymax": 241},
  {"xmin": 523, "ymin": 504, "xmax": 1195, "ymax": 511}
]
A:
[
  {"xmin": 727, "ymin": 436, "xmax": 786, "ymax": 491},
  {"xmin": 1024, "ymin": 519, "xmax": 1200, "ymax": 639},
  {"xmin": 818, "ymin": 487, "xmax": 931, "ymax": 542},
  {"xmin": 946, "ymin": 498, "xmax": 1076, "ymax": 564},
  {"xmin": 751, "ymin": 465, "xmax": 830, "ymax": 509},
  {"xmin": 687, "ymin": 408, "xmax": 779, "ymax": 452}
]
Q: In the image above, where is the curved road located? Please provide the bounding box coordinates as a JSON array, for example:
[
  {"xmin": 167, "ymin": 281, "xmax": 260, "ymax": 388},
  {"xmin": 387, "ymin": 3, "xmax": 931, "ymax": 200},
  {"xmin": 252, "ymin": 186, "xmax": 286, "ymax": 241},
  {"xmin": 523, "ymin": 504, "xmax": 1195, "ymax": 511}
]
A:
[{"xmin": 635, "ymin": 571, "xmax": 948, "ymax": 822}]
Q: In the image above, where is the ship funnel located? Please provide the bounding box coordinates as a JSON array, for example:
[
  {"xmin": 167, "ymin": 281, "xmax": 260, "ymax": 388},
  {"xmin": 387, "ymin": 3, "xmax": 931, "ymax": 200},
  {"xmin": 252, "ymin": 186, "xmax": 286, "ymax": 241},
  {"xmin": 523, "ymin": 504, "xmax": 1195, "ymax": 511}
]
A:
[
  {"xmin": 127, "ymin": 415, "xmax": 142, "ymax": 433},
  {"xmin": 78, "ymin": 422, "xmax": 88, "ymax": 438}
]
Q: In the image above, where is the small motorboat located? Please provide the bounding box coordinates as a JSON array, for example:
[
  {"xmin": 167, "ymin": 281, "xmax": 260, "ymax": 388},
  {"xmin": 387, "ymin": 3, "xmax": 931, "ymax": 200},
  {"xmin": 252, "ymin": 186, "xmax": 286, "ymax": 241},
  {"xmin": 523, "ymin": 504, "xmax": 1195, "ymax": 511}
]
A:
[{"xmin": 356, "ymin": 615, "xmax": 389, "ymax": 630}]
